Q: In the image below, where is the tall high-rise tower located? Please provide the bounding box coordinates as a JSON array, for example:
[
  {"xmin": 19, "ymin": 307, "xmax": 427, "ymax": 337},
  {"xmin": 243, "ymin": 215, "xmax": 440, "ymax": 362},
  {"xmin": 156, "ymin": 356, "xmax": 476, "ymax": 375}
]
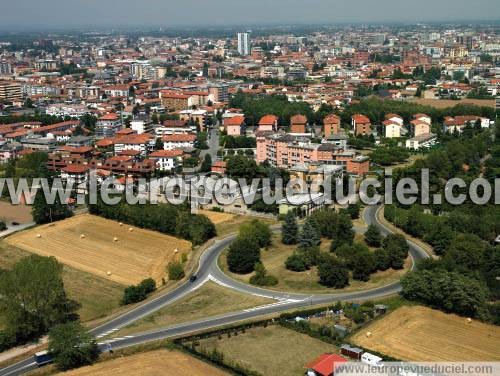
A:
[{"xmin": 237, "ymin": 32, "xmax": 251, "ymax": 56}]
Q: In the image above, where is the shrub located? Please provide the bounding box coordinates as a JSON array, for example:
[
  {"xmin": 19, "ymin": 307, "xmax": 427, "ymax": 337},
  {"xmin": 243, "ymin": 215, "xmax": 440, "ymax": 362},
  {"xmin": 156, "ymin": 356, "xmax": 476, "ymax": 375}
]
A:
[
  {"xmin": 121, "ymin": 278, "xmax": 156, "ymax": 305},
  {"xmin": 285, "ymin": 253, "xmax": 308, "ymax": 272},
  {"xmin": 168, "ymin": 262, "xmax": 185, "ymax": 281}
]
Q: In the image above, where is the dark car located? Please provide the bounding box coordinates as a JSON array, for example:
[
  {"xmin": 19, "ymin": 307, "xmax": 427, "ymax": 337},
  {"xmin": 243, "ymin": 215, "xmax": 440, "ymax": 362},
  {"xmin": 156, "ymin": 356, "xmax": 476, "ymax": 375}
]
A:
[{"xmin": 189, "ymin": 275, "xmax": 198, "ymax": 283}]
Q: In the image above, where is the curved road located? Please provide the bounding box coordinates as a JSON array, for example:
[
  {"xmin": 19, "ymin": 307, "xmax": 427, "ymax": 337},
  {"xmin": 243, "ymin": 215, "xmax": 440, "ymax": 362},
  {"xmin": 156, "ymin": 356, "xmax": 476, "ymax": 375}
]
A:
[{"xmin": 0, "ymin": 205, "xmax": 430, "ymax": 376}]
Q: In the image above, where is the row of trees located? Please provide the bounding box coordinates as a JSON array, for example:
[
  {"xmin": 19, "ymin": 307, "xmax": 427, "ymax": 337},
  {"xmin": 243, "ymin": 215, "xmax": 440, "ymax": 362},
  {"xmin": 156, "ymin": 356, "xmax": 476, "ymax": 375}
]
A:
[
  {"xmin": 220, "ymin": 135, "xmax": 256, "ymax": 149},
  {"xmin": 340, "ymin": 97, "xmax": 495, "ymax": 127},
  {"xmin": 229, "ymin": 91, "xmax": 315, "ymax": 127},
  {"xmin": 88, "ymin": 199, "xmax": 216, "ymax": 246}
]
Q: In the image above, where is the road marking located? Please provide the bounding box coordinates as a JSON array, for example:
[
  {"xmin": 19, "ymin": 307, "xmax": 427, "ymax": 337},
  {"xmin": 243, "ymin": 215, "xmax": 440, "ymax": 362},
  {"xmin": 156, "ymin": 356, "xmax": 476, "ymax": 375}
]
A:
[{"xmin": 243, "ymin": 301, "xmax": 290, "ymax": 312}]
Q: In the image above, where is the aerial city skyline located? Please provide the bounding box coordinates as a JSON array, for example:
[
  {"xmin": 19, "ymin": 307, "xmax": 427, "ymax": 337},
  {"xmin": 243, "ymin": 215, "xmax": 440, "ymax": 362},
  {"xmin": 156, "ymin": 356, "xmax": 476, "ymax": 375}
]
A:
[{"xmin": 0, "ymin": 2, "xmax": 498, "ymax": 376}]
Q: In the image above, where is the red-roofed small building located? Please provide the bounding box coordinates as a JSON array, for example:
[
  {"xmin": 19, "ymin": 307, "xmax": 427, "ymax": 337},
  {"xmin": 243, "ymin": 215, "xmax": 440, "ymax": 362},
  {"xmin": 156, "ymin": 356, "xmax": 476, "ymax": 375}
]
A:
[
  {"xmin": 382, "ymin": 120, "xmax": 402, "ymax": 138},
  {"xmin": 290, "ymin": 114, "xmax": 308, "ymax": 134},
  {"xmin": 223, "ymin": 116, "xmax": 245, "ymax": 136},
  {"xmin": 113, "ymin": 133, "xmax": 153, "ymax": 156},
  {"xmin": 352, "ymin": 114, "xmax": 372, "ymax": 136},
  {"xmin": 305, "ymin": 353, "xmax": 347, "ymax": 376},
  {"xmin": 324, "ymin": 114, "xmax": 341, "ymax": 138},
  {"xmin": 413, "ymin": 113, "xmax": 432, "ymax": 125},
  {"xmin": 160, "ymin": 91, "xmax": 191, "ymax": 111},
  {"xmin": 258, "ymin": 114, "xmax": 279, "ymax": 132},
  {"xmin": 385, "ymin": 113, "xmax": 404, "ymax": 126},
  {"xmin": 61, "ymin": 164, "xmax": 90, "ymax": 188},
  {"xmin": 211, "ymin": 160, "xmax": 227, "ymax": 175},
  {"xmin": 148, "ymin": 149, "xmax": 183, "ymax": 172},
  {"xmin": 410, "ymin": 120, "xmax": 430, "ymax": 137},
  {"xmin": 162, "ymin": 133, "xmax": 197, "ymax": 150}
]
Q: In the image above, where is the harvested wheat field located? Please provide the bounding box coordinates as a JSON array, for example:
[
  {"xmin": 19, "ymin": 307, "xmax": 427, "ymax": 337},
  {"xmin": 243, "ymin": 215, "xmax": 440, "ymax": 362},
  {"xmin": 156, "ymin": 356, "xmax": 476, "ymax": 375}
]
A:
[
  {"xmin": 198, "ymin": 210, "xmax": 236, "ymax": 224},
  {"xmin": 351, "ymin": 305, "xmax": 500, "ymax": 361},
  {"xmin": 60, "ymin": 349, "xmax": 228, "ymax": 376},
  {"xmin": 5, "ymin": 214, "xmax": 191, "ymax": 286}
]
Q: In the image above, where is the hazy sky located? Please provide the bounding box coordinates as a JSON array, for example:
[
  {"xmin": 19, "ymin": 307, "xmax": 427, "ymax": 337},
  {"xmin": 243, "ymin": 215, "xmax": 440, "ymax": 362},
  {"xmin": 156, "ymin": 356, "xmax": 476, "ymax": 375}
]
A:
[{"xmin": 1, "ymin": 0, "xmax": 499, "ymax": 30}]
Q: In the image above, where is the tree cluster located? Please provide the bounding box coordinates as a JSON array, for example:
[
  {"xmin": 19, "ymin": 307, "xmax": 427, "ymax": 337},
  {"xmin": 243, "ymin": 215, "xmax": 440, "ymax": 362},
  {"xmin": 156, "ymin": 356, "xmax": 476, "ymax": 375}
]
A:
[
  {"xmin": 121, "ymin": 278, "xmax": 156, "ymax": 305},
  {"xmin": 0, "ymin": 255, "xmax": 79, "ymax": 351}
]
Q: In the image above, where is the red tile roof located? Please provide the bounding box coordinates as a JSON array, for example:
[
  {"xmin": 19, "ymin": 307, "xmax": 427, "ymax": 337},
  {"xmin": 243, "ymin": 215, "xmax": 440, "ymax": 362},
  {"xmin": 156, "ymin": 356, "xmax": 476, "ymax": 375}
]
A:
[
  {"xmin": 162, "ymin": 134, "xmax": 196, "ymax": 142},
  {"xmin": 290, "ymin": 114, "xmax": 307, "ymax": 125},
  {"xmin": 113, "ymin": 133, "xmax": 152, "ymax": 145},
  {"xmin": 62, "ymin": 164, "xmax": 90, "ymax": 174},
  {"xmin": 95, "ymin": 138, "xmax": 114, "ymax": 147},
  {"xmin": 324, "ymin": 114, "xmax": 340, "ymax": 124},
  {"xmin": 305, "ymin": 353, "xmax": 347, "ymax": 376},
  {"xmin": 99, "ymin": 113, "xmax": 120, "ymax": 121},
  {"xmin": 149, "ymin": 149, "xmax": 183, "ymax": 158},
  {"xmin": 259, "ymin": 114, "xmax": 279, "ymax": 125},
  {"xmin": 223, "ymin": 116, "xmax": 245, "ymax": 126},
  {"xmin": 352, "ymin": 114, "xmax": 371, "ymax": 124},
  {"xmin": 385, "ymin": 113, "xmax": 403, "ymax": 120}
]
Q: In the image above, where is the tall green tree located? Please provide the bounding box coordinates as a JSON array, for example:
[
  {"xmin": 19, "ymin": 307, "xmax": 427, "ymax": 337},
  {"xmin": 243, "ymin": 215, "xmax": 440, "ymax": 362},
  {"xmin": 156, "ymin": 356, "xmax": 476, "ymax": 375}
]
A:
[
  {"xmin": 281, "ymin": 212, "xmax": 298, "ymax": 245},
  {"xmin": 299, "ymin": 217, "xmax": 320, "ymax": 248},
  {"xmin": 48, "ymin": 322, "xmax": 99, "ymax": 371},
  {"xmin": 227, "ymin": 236, "xmax": 260, "ymax": 274},
  {"xmin": 0, "ymin": 255, "xmax": 79, "ymax": 342},
  {"xmin": 200, "ymin": 154, "xmax": 212, "ymax": 173},
  {"xmin": 330, "ymin": 213, "xmax": 355, "ymax": 251},
  {"xmin": 317, "ymin": 254, "xmax": 349, "ymax": 289},
  {"xmin": 364, "ymin": 224, "xmax": 382, "ymax": 247},
  {"xmin": 382, "ymin": 234, "xmax": 409, "ymax": 269},
  {"xmin": 32, "ymin": 190, "xmax": 73, "ymax": 225},
  {"xmin": 239, "ymin": 220, "xmax": 272, "ymax": 248}
]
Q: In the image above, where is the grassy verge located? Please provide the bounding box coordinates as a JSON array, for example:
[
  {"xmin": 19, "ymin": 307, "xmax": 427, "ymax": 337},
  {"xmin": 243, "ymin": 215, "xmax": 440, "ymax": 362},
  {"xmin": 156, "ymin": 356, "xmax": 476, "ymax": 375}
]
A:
[
  {"xmin": 212, "ymin": 214, "xmax": 277, "ymax": 239},
  {"xmin": 108, "ymin": 282, "xmax": 272, "ymax": 338}
]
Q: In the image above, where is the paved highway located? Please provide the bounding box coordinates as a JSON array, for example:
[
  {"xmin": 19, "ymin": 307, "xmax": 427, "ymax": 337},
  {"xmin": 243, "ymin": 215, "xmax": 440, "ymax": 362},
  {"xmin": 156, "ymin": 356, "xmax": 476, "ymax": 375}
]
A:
[{"xmin": 0, "ymin": 205, "xmax": 430, "ymax": 376}]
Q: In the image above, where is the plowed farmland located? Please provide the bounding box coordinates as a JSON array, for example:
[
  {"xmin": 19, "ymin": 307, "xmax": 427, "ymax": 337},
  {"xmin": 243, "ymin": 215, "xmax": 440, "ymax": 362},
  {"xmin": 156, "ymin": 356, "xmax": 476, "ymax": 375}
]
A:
[{"xmin": 6, "ymin": 214, "xmax": 191, "ymax": 285}]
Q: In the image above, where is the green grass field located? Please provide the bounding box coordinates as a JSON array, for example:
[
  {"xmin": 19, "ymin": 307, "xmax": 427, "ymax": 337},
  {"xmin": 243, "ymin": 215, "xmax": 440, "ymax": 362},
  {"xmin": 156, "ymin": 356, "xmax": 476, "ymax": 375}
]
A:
[{"xmin": 199, "ymin": 325, "xmax": 340, "ymax": 376}]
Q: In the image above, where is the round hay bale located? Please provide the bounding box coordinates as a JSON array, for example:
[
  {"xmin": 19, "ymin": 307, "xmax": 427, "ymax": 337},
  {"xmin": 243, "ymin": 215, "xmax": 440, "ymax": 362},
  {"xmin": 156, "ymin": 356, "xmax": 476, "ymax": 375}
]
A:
[
  {"xmin": 129, "ymin": 228, "xmax": 134, "ymax": 232},
  {"xmin": 106, "ymin": 271, "xmax": 112, "ymax": 276},
  {"xmin": 36, "ymin": 234, "xmax": 42, "ymax": 238},
  {"xmin": 80, "ymin": 234, "xmax": 85, "ymax": 239},
  {"xmin": 366, "ymin": 332, "xmax": 372, "ymax": 338},
  {"xmin": 174, "ymin": 249, "xmax": 179, "ymax": 254},
  {"xmin": 466, "ymin": 318, "xmax": 472, "ymax": 323},
  {"xmin": 113, "ymin": 237, "xmax": 118, "ymax": 242},
  {"xmin": 119, "ymin": 222, "xmax": 123, "ymax": 226}
]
